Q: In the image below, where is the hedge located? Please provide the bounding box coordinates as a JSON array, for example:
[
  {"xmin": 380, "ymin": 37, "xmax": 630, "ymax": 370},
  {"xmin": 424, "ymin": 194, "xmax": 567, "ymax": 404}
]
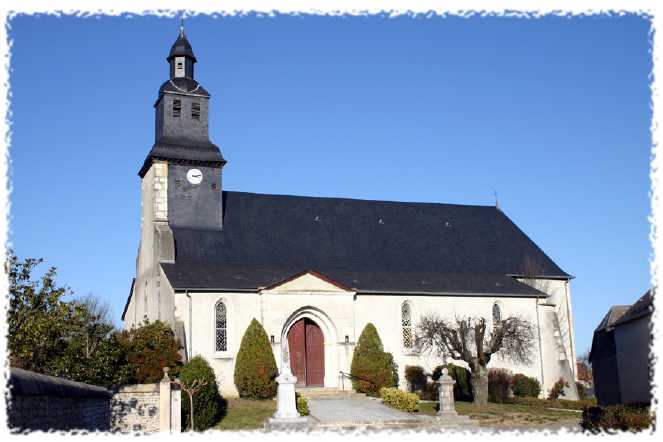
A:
[
  {"xmin": 581, "ymin": 405, "xmax": 653, "ymax": 433},
  {"xmin": 380, "ymin": 387, "xmax": 419, "ymax": 413},
  {"xmin": 179, "ymin": 356, "xmax": 221, "ymax": 431},
  {"xmin": 233, "ymin": 319, "xmax": 278, "ymax": 399}
]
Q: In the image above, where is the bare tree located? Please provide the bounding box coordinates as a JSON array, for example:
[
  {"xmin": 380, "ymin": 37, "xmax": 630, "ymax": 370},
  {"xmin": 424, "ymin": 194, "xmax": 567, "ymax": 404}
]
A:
[
  {"xmin": 415, "ymin": 314, "xmax": 536, "ymax": 406},
  {"xmin": 173, "ymin": 378, "xmax": 208, "ymax": 432}
]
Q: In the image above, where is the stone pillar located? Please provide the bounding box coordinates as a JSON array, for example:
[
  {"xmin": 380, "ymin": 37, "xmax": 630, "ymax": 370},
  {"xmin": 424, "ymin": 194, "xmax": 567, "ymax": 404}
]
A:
[
  {"xmin": 433, "ymin": 368, "xmax": 477, "ymax": 428},
  {"xmin": 265, "ymin": 334, "xmax": 312, "ymax": 430},
  {"xmin": 159, "ymin": 367, "xmax": 172, "ymax": 432},
  {"xmin": 437, "ymin": 368, "xmax": 457, "ymax": 417}
]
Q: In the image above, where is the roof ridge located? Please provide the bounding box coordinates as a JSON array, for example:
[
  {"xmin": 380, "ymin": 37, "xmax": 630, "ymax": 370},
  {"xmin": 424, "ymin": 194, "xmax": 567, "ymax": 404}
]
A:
[{"xmin": 222, "ymin": 189, "xmax": 497, "ymax": 209}]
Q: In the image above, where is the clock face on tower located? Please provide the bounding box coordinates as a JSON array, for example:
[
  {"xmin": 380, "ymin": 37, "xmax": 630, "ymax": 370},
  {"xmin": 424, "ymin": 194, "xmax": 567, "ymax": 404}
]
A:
[{"xmin": 186, "ymin": 168, "xmax": 203, "ymax": 185}]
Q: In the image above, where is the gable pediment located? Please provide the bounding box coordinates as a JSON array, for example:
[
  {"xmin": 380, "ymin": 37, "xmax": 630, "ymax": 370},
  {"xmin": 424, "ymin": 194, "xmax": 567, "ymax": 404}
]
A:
[{"xmin": 261, "ymin": 270, "xmax": 352, "ymax": 293}]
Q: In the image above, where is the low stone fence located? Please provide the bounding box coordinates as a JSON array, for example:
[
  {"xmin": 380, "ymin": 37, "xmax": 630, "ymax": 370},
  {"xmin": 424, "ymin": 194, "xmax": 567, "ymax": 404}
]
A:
[
  {"xmin": 111, "ymin": 373, "xmax": 181, "ymax": 433},
  {"xmin": 7, "ymin": 367, "xmax": 181, "ymax": 433},
  {"xmin": 7, "ymin": 367, "xmax": 113, "ymax": 432}
]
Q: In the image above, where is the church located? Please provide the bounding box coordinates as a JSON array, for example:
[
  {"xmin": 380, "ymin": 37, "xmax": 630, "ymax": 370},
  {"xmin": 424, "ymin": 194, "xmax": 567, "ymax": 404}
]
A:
[{"xmin": 122, "ymin": 27, "xmax": 579, "ymax": 399}]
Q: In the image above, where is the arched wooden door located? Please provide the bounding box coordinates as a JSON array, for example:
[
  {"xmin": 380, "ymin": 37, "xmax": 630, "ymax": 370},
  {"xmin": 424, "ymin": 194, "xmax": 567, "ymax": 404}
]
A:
[{"xmin": 287, "ymin": 318, "xmax": 325, "ymax": 387}]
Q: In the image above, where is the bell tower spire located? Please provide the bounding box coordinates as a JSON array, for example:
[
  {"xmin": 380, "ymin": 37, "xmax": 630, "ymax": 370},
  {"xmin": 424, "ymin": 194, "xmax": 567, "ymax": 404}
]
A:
[{"xmin": 167, "ymin": 18, "xmax": 197, "ymax": 79}]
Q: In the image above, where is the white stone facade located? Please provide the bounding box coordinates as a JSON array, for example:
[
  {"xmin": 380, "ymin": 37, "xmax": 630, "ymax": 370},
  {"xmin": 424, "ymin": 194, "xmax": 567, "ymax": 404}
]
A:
[{"xmin": 125, "ymin": 162, "xmax": 578, "ymax": 400}]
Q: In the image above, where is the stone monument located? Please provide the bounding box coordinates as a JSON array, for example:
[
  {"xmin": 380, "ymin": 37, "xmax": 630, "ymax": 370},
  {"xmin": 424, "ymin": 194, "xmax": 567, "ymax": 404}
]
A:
[
  {"xmin": 265, "ymin": 334, "xmax": 313, "ymax": 431},
  {"xmin": 434, "ymin": 368, "xmax": 477, "ymax": 429}
]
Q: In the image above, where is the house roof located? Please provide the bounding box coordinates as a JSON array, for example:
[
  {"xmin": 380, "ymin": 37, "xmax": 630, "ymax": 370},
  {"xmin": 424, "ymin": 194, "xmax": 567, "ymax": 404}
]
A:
[
  {"xmin": 594, "ymin": 305, "xmax": 631, "ymax": 332},
  {"xmin": 160, "ymin": 190, "xmax": 568, "ymax": 295},
  {"xmin": 612, "ymin": 289, "xmax": 653, "ymax": 327}
]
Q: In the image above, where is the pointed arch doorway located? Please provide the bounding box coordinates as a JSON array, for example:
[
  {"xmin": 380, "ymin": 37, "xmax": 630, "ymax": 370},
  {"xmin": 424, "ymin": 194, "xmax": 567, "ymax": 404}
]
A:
[{"xmin": 287, "ymin": 318, "xmax": 325, "ymax": 387}]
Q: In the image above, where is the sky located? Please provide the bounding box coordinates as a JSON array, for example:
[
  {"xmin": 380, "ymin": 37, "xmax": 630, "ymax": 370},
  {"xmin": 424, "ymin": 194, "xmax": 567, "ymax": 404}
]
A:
[{"xmin": 7, "ymin": 13, "xmax": 652, "ymax": 355}]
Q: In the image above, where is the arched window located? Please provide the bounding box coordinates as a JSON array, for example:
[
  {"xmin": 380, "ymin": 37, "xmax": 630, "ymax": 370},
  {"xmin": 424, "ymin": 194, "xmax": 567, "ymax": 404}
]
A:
[
  {"xmin": 492, "ymin": 302, "xmax": 502, "ymax": 324},
  {"xmin": 401, "ymin": 302, "xmax": 413, "ymax": 350},
  {"xmin": 215, "ymin": 301, "xmax": 227, "ymax": 352}
]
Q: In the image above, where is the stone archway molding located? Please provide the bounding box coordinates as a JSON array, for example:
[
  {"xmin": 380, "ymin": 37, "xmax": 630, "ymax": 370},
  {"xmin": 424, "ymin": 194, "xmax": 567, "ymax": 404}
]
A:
[{"xmin": 281, "ymin": 305, "xmax": 339, "ymax": 345}]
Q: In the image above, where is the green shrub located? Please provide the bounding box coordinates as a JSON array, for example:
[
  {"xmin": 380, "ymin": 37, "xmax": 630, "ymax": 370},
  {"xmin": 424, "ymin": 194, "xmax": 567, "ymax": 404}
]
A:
[
  {"xmin": 547, "ymin": 377, "xmax": 569, "ymax": 400},
  {"xmin": 179, "ymin": 356, "xmax": 221, "ymax": 431},
  {"xmin": 350, "ymin": 324, "xmax": 397, "ymax": 396},
  {"xmin": 380, "ymin": 387, "xmax": 419, "ymax": 413},
  {"xmin": 417, "ymin": 382, "xmax": 439, "ymax": 401},
  {"xmin": 233, "ymin": 319, "xmax": 278, "ymax": 399},
  {"xmin": 404, "ymin": 365, "xmax": 427, "ymax": 392},
  {"xmin": 433, "ymin": 364, "xmax": 473, "ymax": 402},
  {"xmin": 576, "ymin": 382, "xmax": 588, "ymax": 400},
  {"xmin": 581, "ymin": 405, "xmax": 653, "ymax": 433},
  {"xmin": 488, "ymin": 368, "xmax": 513, "ymax": 403},
  {"xmin": 387, "ymin": 353, "xmax": 399, "ymax": 388},
  {"xmin": 120, "ymin": 319, "xmax": 183, "ymax": 384},
  {"xmin": 295, "ymin": 392, "xmax": 309, "ymax": 416},
  {"xmin": 510, "ymin": 396, "xmax": 596, "ymax": 410},
  {"xmin": 511, "ymin": 373, "xmax": 541, "ymax": 398}
]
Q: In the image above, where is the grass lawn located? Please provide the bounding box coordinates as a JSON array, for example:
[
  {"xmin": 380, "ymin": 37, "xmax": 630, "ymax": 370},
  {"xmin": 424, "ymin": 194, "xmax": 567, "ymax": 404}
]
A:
[
  {"xmin": 214, "ymin": 398, "xmax": 276, "ymax": 431},
  {"xmin": 418, "ymin": 401, "xmax": 582, "ymax": 428}
]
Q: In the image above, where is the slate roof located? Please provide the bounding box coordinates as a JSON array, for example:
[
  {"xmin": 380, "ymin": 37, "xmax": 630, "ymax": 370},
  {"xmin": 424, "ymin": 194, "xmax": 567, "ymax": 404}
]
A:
[
  {"xmin": 138, "ymin": 137, "xmax": 225, "ymax": 178},
  {"xmin": 168, "ymin": 32, "xmax": 196, "ymax": 62},
  {"xmin": 612, "ymin": 290, "xmax": 653, "ymax": 327},
  {"xmin": 160, "ymin": 191, "xmax": 569, "ymax": 295},
  {"xmin": 158, "ymin": 78, "xmax": 209, "ymax": 97},
  {"xmin": 595, "ymin": 305, "xmax": 631, "ymax": 332}
]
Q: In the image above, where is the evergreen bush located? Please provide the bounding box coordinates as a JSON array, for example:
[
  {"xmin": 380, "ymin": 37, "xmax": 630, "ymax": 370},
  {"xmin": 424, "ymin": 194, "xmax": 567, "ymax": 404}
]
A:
[
  {"xmin": 350, "ymin": 323, "xmax": 397, "ymax": 396},
  {"xmin": 511, "ymin": 373, "xmax": 541, "ymax": 398},
  {"xmin": 233, "ymin": 319, "xmax": 278, "ymax": 399},
  {"xmin": 404, "ymin": 365, "xmax": 427, "ymax": 392},
  {"xmin": 179, "ymin": 356, "xmax": 221, "ymax": 431},
  {"xmin": 488, "ymin": 368, "xmax": 513, "ymax": 403}
]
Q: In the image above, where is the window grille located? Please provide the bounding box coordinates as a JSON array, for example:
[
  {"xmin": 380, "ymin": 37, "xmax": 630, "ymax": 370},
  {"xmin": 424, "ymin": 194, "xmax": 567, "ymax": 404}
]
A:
[
  {"xmin": 192, "ymin": 101, "xmax": 201, "ymax": 119},
  {"xmin": 215, "ymin": 301, "xmax": 227, "ymax": 352},
  {"xmin": 493, "ymin": 302, "xmax": 502, "ymax": 324},
  {"xmin": 402, "ymin": 302, "xmax": 413, "ymax": 349},
  {"xmin": 173, "ymin": 99, "xmax": 182, "ymax": 117}
]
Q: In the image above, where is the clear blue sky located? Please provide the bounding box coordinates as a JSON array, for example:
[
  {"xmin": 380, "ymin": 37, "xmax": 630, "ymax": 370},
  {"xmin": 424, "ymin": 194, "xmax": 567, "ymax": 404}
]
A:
[{"xmin": 8, "ymin": 14, "xmax": 652, "ymax": 354}]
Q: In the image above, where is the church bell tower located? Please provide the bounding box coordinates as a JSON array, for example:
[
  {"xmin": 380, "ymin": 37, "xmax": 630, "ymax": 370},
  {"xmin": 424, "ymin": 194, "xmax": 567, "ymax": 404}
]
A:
[
  {"xmin": 129, "ymin": 24, "xmax": 227, "ymax": 329},
  {"xmin": 139, "ymin": 23, "xmax": 226, "ymax": 232}
]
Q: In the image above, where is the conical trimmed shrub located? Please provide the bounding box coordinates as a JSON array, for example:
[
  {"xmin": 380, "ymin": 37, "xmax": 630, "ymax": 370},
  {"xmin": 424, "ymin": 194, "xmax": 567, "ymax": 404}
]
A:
[
  {"xmin": 350, "ymin": 323, "xmax": 397, "ymax": 396},
  {"xmin": 180, "ymin": 356, "xmax": 221, "ymax": 431},
  {"xmin": 233, "ymin": 319, "xmax": 278, "ymax": 399}
]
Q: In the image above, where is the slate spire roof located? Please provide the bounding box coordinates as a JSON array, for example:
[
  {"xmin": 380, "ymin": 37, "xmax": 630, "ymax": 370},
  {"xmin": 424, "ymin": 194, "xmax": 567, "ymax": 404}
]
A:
[{"xmin": 167, "ymin": 21, "xmax": 197, "ymax": 62}]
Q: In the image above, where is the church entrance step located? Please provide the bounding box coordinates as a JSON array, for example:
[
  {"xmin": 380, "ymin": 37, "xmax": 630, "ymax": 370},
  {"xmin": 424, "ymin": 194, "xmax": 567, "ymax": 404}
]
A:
[{"xmin": 296, "ymin": 387, "xmax": 366, "ymax": 400}]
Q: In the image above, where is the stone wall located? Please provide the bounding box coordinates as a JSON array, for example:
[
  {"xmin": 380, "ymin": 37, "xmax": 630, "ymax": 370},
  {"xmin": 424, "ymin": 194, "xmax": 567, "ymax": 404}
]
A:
[
  {"xmin": 111, "ymin": 384, "xmax": 160, "ymax": 432},
  {"xmin": 7, "ymin": 367, "xmax": 112, "ymax": 432},
  {"xmin": 110, "ymin": 373, "xmax": 181, "ymax": 433},
  {"xmin": 8, "ymin": 368, "xmax": 181, "ymax": 434}
]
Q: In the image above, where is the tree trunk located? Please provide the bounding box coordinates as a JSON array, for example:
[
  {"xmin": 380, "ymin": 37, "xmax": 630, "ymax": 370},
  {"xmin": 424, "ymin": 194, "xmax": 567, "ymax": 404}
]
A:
[
  {"xmin": 188, "ymin": 391, "xmax": 195, "ymax": 431},
  {"xmin": 470, "ymin": 363, "xmax": 489, "ymax": 407}
]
